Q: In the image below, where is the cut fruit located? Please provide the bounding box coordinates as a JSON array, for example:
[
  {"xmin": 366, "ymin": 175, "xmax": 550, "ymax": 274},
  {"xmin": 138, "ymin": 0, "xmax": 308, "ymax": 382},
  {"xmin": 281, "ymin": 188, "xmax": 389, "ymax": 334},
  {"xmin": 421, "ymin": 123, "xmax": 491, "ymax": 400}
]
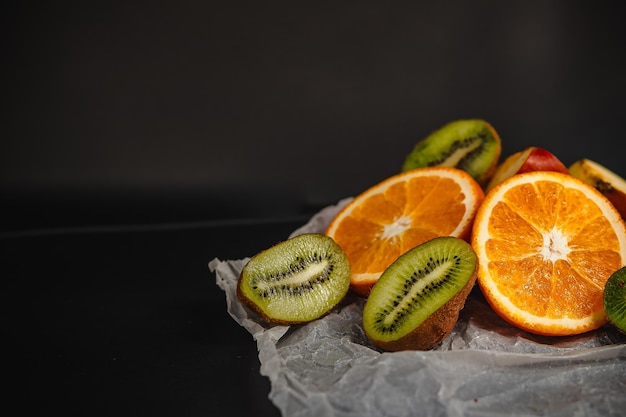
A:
[
  {"xmin": 362, "ymin": 236, "xmax": 478, "ymax": 351},
  {"xmin": 569, "ymin": 158, "xmax": 626, "ymax": 220},
  {"xmin": 485, "ymin": 146, "xmax": 570, "ymax": 192},
  {"xmin": 237, "ymin": 233, "xmax": 351, "ymax": 324},
  {"xmin": 472, "ymin": 171, "xmax": 626, "ymax": 336},
  {"xmin": 401, "ymin": 119, "xmax": 502, "ymax": 186},
  {"xmin": 603, "ymin": 267, "xmax": 626, "ymax": 334},
  {"xmin": 326, "ymin": 166, "xmax": 484, "ymax": 296}
]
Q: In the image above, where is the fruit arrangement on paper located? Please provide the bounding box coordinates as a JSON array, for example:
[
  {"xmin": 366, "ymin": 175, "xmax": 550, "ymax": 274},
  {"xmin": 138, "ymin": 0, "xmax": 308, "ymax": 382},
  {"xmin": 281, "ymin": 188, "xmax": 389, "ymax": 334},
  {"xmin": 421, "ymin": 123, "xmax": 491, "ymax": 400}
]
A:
[{"xmin": 236, "ymin": 119, "xmax": 626, "ymax": 351}]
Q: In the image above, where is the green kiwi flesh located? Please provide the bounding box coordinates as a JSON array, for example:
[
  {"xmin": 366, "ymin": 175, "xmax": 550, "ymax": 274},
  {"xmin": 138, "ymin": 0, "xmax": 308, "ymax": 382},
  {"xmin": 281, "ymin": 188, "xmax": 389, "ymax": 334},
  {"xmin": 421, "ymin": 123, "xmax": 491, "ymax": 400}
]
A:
[
  {"xmin": 237, "ymin": 233, "xmax": 351, "ymax": 325},
  {"xmin": 401, "ymin": 119, "xmax": 501, "ymax": 185},
  {"xmin": 604, "ymin": 266, "xmax": 626, "ymax": 334},
  {"xmin": 362, "ymin": 236, "xmax": 477, "ymax": 351}
]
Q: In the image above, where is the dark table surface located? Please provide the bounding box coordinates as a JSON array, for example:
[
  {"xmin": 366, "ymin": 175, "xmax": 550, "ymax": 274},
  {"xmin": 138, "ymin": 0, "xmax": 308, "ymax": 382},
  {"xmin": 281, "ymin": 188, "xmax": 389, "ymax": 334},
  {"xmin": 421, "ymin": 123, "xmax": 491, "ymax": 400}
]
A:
[{"xmin": 3, "ymin": 217, "xmax": 309, "ymax": 417}]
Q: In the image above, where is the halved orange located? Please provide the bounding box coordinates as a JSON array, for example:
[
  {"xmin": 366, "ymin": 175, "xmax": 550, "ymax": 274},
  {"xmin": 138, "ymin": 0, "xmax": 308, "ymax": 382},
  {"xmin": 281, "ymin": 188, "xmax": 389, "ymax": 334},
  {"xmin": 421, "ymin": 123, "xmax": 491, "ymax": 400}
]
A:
[
  {"xmin": 326, "ymin": 166, "xmax": 484, "ymax": 296},
  {"xmin": 472, "ymin": 170, "xmax": 626, "ymax": 336}
]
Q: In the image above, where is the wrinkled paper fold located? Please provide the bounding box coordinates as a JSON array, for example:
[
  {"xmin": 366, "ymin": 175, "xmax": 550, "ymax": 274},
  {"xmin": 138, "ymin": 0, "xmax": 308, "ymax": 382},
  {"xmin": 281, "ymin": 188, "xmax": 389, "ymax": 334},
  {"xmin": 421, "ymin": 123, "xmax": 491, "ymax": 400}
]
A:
[{"xmin": 210, "ymin": 198, "xmax": 626, "ymax": 417}]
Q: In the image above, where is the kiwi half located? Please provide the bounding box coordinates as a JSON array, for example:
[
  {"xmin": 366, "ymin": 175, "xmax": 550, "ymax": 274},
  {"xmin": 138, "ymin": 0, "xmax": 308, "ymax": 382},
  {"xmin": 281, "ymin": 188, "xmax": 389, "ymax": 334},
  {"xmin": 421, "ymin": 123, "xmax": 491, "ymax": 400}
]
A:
[
  {"xmin": 401, "ymin": 119, "xmax": 501, "ymax": 185},
  {"xmin": 604, "ymin": 266, "xmax": 626, "ymax": 334},
  {"xmin": 362, "ymin": 236, "xmax": 477, "ymax": 351},
  {"xmin": 237, "ymin": 233, "xmax": 351, "ymax": 325}
]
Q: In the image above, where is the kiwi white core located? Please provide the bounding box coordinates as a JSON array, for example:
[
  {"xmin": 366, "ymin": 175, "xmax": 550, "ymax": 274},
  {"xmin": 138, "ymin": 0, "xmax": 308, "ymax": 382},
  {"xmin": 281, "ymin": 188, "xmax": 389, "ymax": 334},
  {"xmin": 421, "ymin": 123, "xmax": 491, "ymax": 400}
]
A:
[
  {"xmin": 253, "ymin": 260, "xmax": 329, "ymax": 292},
  {"xmin": 443, "ymin": 139, "xmax": 482, "ymax": 166}
]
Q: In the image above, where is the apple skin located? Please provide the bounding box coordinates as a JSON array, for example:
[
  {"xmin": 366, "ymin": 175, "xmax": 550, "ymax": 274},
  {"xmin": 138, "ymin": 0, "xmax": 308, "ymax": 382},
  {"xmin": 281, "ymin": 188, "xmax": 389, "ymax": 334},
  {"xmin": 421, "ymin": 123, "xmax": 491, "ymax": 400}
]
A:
[
  {"xmin": 485, "ymin": 147, "xmax": 569, "ymax": 192},
  {"xmin": 569, "ymin": 158, "xmax": 626, "ymax": 220}
]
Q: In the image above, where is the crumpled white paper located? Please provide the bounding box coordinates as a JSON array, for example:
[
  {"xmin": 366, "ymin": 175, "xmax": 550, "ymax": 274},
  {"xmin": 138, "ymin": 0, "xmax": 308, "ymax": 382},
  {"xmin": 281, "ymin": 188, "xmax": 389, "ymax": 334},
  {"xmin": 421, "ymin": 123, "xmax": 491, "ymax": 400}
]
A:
[{"xmin": 209, "ymin": 198, "xmax": 626, "ymax": 417}]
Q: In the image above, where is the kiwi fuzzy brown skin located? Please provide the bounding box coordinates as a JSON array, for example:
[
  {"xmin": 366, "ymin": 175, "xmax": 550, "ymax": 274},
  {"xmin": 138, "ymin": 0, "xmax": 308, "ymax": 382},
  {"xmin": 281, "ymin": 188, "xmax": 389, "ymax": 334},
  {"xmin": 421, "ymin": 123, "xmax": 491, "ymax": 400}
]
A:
[
  {"xmin": 362, "ymin": 236, "xmax": 478, "ymax": 352},
  {"xmin": 402, "ymin": 119, "xmax": 502, "ymax": 186},
  {"xmin": 236, "ymin": 233, "xmax": 351, "ymax": 326}
]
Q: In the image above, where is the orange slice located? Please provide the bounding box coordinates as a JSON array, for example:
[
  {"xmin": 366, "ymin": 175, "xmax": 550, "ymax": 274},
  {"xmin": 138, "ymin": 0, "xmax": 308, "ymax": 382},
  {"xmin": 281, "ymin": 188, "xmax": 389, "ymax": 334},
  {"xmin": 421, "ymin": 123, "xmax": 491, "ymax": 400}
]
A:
[
  {"xmin": 472, "ymin": 171, "xmax": 626, "ymax": 336},
  {"xmin": 326, "ymin": 166, "xmax": 484, "ymax": 296}
]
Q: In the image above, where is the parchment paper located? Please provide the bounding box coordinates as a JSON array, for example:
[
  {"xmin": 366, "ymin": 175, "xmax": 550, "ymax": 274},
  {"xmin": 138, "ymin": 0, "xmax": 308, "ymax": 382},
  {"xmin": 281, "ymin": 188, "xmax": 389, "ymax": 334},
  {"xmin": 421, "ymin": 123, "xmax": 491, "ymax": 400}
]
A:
[{"xmin": 209, "ymin": 198, "xmax": 626, "ymax": 417}]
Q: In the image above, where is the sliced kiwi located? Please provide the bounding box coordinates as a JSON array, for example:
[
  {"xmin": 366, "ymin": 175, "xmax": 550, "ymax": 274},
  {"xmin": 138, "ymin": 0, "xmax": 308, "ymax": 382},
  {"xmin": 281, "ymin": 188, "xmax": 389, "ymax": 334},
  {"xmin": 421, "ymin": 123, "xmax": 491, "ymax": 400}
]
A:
[
  {"xmin": 362, "ymin": 236, "xmax": 477, "ymax": 351},
  {"xmin": 604, "ymin": 267, "xmax": 626, "ymax": 334},
  {"xmin": 401, "ymin": 119, "xmax": 501, "ymax": 185},
  {"xmin": 237, "ymin": 233, "xmax": 351, "ymax": 325}
]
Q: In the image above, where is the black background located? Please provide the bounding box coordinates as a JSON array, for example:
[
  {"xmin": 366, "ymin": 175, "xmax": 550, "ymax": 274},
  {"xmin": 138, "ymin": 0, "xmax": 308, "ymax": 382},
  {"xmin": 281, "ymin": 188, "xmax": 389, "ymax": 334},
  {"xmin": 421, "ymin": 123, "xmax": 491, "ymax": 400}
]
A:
[
  {"xmin": 3, "ymin": 2, "xmax": 626, "ymax": 416},
  {"xmin": 4, "ymin": 220, "xmax": 297, "ymax": 416},
  {"xmin": 3, "ymin": 1, "xmax": 626, "ymax": 232}
]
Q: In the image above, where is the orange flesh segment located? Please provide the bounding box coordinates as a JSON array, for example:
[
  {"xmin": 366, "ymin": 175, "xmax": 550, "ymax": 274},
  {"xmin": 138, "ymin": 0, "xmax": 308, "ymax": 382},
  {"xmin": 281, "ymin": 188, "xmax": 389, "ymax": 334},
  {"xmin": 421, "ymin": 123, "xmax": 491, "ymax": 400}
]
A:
[
  {"xmin": 473, "ymin": 172, "xmax": 626, "ymax": 335},
  {"xmin": 327, "ymin": 167, "xmax": 484, "ymax": 295},
  {"xmin": 333, "ymin": 176, "xmax": 470, "ymax": 275}
]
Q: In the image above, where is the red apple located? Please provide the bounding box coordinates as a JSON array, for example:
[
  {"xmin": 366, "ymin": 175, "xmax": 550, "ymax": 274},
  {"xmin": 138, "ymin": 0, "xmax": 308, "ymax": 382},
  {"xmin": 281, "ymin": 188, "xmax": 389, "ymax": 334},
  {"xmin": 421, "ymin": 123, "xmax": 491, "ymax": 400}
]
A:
[{"xmin": 485, "ymin": 146, "xmax": 569, "ymax": 192}]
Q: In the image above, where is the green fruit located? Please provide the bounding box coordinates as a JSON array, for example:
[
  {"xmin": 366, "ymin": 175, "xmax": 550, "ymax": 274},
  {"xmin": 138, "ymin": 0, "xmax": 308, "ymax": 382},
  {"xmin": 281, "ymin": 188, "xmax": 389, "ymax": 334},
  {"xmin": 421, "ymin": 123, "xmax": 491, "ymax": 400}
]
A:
[
  {"xmin": 402, "ymin": 119, "xmax": 501, "ymax": 185},
  {"xmin": 604, "ymin": 266, "xmax": 626, "ymax": 334},
  {"xmin": 362, "ymin": 236, "xmax": 477, "ymax": 351},
  {"xmin": 237, "ymin": 233, "xmax": 351, "ymax": 324}
]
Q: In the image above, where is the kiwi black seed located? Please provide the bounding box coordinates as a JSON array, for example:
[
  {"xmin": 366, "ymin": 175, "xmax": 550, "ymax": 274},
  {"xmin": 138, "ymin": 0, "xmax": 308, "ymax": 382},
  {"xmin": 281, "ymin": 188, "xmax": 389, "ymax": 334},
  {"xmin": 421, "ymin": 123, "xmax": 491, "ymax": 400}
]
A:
[
  {"xmin": 604, "ymin": 266, "xmax": 626, "ymax": 334},
  {"xmin": 401, "ymin": 119, "xmax": 501, "ymax": 185},
  {"xmin": 362, "ymin": 236, "xmax": 477, "ymax": 351},
  {"xmin": 237, "ymin": 233, "xmax": 351, "ymax": 325}
]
